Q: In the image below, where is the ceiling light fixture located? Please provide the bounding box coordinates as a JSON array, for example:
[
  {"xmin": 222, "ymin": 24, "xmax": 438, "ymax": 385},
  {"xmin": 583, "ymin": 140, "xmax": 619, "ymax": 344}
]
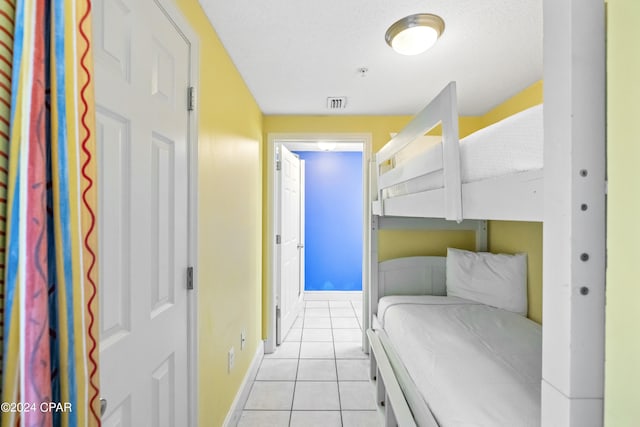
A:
[{"xmin": 385, "ymin": 13, "xmax": 445, "ymax": 56}]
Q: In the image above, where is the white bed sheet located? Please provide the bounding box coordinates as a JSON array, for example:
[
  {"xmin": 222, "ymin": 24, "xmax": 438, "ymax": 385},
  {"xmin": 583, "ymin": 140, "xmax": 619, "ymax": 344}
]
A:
[
  {"xmin": 383, "ymin": 104, "xmax": 543, "ymax": 198},
  {"xmin": 379, "ymin": 295, "xmax": 542, "ymax": 427}
]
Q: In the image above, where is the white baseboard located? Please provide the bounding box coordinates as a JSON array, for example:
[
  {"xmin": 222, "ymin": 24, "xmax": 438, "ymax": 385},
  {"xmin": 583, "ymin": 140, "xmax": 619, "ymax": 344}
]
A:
[
  {"xmin": 222, "ymin": 341, "xmax": 264, "ymax": 427},
  {"xmin": 304, "ymin": 291, "xmax": 362, "ymax": 301}
]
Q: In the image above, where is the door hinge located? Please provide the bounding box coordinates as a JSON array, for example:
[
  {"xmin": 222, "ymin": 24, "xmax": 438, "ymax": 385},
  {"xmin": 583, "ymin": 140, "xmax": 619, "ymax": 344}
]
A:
[
  {"xmin": 276, "ymin": 160, "xmax": 281, "ymax": 171},
  {"xmin": 276, "ymin": 234, "xmax": 281, "ymax": 244},
  {"xmin": 187, "ymin": 86, "xmax": 195, "ymax": 111},
  {"xmin": 186, "ymin": 266, "xmax": 194, "ymax": 290}
]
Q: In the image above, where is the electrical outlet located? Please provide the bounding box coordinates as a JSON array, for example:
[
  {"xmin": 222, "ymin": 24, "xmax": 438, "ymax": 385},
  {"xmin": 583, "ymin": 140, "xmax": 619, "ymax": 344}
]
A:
[
  {"xmin": 228, "ymin": 347, "xmax": 235, "ymax": 373},
  {"xmin": 240, "ymin": 331, "xmax": 246, "ymax": 351}
]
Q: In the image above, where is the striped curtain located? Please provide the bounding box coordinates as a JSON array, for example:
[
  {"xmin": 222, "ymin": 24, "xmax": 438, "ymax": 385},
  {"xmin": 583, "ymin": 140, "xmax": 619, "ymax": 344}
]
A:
[{"xmin": 0, "ymin": 1, "xmax": 100, "ymax": 426}]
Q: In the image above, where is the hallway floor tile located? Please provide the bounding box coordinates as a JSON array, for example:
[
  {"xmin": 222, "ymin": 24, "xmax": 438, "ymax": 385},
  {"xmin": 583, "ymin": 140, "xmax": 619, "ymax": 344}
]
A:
[{"xmin": 238, "ymin": 299, "xmax": 383, "ymax": 427}]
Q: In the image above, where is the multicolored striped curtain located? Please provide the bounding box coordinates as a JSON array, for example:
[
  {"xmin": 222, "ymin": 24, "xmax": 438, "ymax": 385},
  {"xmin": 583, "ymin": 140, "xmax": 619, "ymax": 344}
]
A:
[{"xmin": 0, "ymin": 1, "xmax": 100, "ymax": 426}]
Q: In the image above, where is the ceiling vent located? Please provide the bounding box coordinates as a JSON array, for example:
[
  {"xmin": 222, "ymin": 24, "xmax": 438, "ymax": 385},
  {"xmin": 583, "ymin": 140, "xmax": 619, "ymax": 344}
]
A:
[{"xmin": 327, "ymin": 97, "xmax": 347, "ymax": 110}]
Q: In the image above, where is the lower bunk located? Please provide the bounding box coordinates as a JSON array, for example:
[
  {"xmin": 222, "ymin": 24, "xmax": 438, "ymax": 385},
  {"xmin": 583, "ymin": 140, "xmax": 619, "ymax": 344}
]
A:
[{"xmin": 367, "ymin": 255, "xmax": 542, "ymax": 426}]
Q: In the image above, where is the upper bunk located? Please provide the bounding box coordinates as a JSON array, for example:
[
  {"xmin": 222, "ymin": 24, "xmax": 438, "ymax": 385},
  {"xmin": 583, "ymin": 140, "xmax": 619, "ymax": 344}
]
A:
[{"xmin": 371, "ymin": 82, "xmax": 543, "ymax": 222}]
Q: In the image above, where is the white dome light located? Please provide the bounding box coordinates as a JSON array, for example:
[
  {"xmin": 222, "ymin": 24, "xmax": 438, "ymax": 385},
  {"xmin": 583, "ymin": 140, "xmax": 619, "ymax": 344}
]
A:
[{"xmin": 386, "ymin": 14, "xmax": 445, "ymax": 56}]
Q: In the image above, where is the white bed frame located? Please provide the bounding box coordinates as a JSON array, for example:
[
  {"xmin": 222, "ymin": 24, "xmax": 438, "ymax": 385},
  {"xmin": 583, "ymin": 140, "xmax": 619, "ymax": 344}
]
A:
[
  {"xmin": 371, "ymin": 81, "xmax": 543, "ymax": 223},
  {"xmin": 368, "ymin": 218, "xmax": 487, "ymax": 426}
]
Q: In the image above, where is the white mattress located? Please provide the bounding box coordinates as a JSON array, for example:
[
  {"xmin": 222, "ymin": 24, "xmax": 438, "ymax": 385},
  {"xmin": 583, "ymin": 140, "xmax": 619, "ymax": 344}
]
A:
[
  {"xmin": 379, "ymin": 295, "xmax": 542, "ymax": 427},
  {"xmin": 383, "ymin": 104, "xmax": 543, "ymax": 198}
]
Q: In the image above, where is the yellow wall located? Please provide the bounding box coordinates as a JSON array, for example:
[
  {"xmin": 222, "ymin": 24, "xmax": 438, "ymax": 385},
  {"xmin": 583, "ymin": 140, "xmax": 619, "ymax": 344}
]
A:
[
  {"xmin": 175, "ymin": 2, "xmax": 264, "ymax": 426},
  {"xmin": 605, "ymin": 0, "xmax": 640, "ymax": 424},
  {"xmin": 488, "ymin": 221, "xmax": 542, "ymax": 323},
  {"xmin": 378, "ymin": 230, "xmax": 476, "ymax": 260},
  {"xmin": 480, "ymin": 81, "xmax": 543, "ymax": 127}
]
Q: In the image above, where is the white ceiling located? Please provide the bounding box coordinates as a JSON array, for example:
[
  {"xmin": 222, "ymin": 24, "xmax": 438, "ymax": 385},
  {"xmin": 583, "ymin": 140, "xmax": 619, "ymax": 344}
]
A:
[{"xmin": 198, "ymin": 0, "xmax": 542, "ymax": 116}]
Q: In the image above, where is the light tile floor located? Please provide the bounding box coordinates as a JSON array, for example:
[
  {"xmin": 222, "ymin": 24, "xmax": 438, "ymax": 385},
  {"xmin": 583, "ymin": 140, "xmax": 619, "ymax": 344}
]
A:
[{"xmin": 238, "ymin": 299, "xmax": 383, "ymax": 427}]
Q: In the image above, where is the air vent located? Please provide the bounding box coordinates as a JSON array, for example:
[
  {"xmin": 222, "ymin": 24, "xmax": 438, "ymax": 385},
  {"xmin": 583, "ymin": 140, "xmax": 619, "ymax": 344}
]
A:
[{"xmin": 327, "ymin": 97, "xmax": 347, "ymax": 110}]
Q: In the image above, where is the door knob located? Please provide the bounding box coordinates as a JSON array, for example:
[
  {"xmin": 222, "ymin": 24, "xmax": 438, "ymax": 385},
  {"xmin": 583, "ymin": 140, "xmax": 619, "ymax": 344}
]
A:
[{"xmin": 297, "ymin": 244, "xmax": 304, "ymax": 249}]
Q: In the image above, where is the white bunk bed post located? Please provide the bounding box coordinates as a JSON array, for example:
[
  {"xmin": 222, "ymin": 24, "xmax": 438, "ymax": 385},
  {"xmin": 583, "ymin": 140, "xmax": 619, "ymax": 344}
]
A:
[
  {"xmin": 543, "ymin": 0, "xmax": 605, "ymax": 425},
  {"xmin": 369, "ymin": 214, "xmax": 380, "ymax": 381},
  {"xmin": 370, "ymin": 215, "xmax": 380, "ymax": 326},
  {"xmin": 439, "ymin": 82, "xmax": 462, "ymax": 222}
]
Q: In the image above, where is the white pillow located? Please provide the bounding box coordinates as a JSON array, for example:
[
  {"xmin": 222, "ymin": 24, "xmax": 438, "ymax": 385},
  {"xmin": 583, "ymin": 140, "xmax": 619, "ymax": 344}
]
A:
[{"xmin": 446, "ymin": 248, "xmax": 528, "ymax": 316}]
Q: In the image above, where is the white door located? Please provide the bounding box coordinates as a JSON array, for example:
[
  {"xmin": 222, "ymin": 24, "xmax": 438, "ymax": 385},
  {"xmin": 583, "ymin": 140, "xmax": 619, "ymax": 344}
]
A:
[
  {"xmin": 277, "ymin": 146, "xmax": 305, "ymax": 344},
  {"xmin": 94, "ymin": 0, "xmax": 191, "ymax": 425}
]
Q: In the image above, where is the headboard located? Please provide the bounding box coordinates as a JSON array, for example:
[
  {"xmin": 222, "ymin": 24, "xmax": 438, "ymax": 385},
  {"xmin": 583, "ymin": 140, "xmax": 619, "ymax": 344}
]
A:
[{"xmin": 374, "ymin": 256, "xmax": 446, "ymax": 316}]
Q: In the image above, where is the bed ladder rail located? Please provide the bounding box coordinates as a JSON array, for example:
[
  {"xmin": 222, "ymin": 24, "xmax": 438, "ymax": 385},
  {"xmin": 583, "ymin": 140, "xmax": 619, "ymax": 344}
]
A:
[
  {"xmin": 367, "ymin": 329, "xmax": 417, "ymax": 427},
  {"xmin": 375, "ymin": 81, "xmax": 461, "ymax": 221}
]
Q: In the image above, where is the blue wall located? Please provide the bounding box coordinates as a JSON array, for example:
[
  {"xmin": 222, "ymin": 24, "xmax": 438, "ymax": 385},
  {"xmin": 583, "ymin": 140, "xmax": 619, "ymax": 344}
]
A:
[{"xmin": 295, "ymin": 151, "xmax": 363, "ymax": 291}]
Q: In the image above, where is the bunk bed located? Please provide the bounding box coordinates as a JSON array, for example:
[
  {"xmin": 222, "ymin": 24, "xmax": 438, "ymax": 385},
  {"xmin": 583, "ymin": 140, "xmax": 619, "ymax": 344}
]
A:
[
  {"xmin": 367, "ymin": 81, "xmax": 544, "ymax": 426},
  {"xmin": 371, "ymin": 82, "xmax": 543, "ymax": 223}
]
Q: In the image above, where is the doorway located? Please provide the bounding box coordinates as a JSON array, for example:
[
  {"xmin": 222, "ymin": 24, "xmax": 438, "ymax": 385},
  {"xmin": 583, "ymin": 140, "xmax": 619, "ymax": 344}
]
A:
[
  {"xmin": 266, "ymin": 134, "xmax": 372, "ymax": 354},
  {"xmin": 294, "ymin": 150, "xmax": 363, "ymax": 293}
]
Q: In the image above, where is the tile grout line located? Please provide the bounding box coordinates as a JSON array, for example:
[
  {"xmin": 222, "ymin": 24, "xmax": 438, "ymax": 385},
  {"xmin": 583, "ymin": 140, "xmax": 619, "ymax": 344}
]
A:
[
  {"xmin": 351, "ymin": 300, "xmax": 362, "ymax": 330},
  {"xmin": 329, "ymin": 303, "xmax": 345, "ymax": 426},
  {"xmin": 288, "ymin": 303, "xmax": 308, "ymax": 427}
]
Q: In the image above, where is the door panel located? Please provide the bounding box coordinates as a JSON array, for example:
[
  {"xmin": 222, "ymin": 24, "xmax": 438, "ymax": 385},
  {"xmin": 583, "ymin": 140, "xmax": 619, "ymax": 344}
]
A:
[
  {"xmin": 94, "ymin": 0, "xmax": 132, "ymax": 83},
  {"xmin": 95, "ymin": 0, "xmax": 190, "ymax": 424},
  {"xmin": 96, "ymin": 109, "xmax": 132, "ymax": 345},
  {"xmin": 151, "ymin": 134, "xmax": 177, "ymax": 316},
  {"xmin": 151, "ymin": 355, "xmax": 175, "ymax": 427},
  {"xmin": 278, "ymin": 146, "xmax": 304, "ymax": 343}
]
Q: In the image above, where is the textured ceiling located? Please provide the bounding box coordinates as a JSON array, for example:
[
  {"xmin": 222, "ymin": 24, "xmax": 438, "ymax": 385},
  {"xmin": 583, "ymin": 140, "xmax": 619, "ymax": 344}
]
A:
[{"xmin": 198, "ymin": 0, "xmax": 542, "ymax": 116}]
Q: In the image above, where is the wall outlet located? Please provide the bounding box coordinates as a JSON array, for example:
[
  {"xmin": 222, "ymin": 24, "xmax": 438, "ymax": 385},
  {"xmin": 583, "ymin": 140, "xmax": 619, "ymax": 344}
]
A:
[
  {"xmin": 240, "ymin": 331, "xmax": 246, "ymax": 351},
  {"xmin": 228, "ymin": 347, "xmax": 235, "ymax": 373}
]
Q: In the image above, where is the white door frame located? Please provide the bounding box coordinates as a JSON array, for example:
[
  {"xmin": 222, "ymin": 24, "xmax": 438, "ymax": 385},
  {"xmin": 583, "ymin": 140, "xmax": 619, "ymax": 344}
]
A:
[
  {"xmin": 265, "ymin": 133, "xmax": 372, "ymax": 353},
  {"xmin": 150, "ymin": 1, "xmax": 200, "ymax": 425}
]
